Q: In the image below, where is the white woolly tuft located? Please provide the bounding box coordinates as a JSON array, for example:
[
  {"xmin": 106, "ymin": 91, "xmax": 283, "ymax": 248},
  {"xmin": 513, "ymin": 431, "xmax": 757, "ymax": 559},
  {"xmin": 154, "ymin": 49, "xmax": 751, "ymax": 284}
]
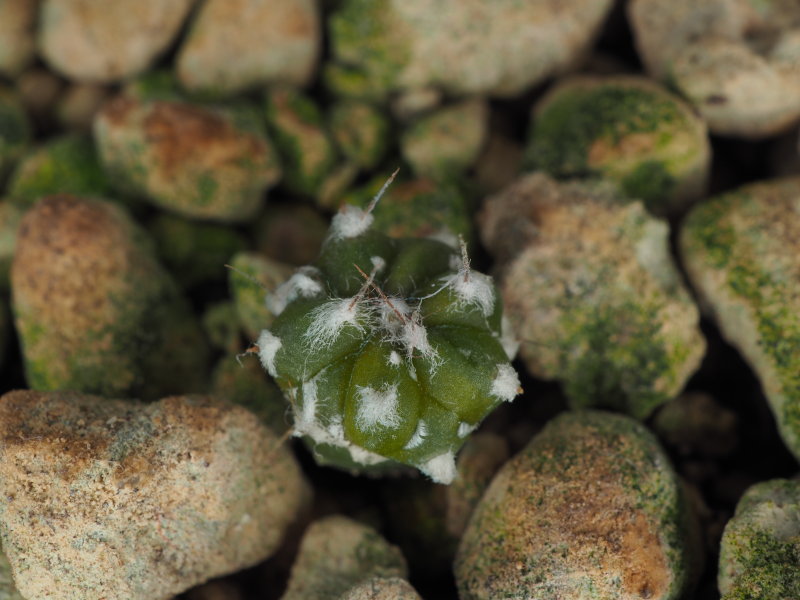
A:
[
  {"xmin": 388, "ymin": 351, "xmax": 402, "ymax": 367},
  {"xmin": 427, "ymin": 229, "xmax": 460, "ymax": 249},
  {"xmin": 257, "ymin": 330, "xmax": 282, "ymax": 377},
  {"xmin": 490, "ymin": 363, "xmax": 520, "ymax": 402},
  {"xmin": 370, "ymin": 256, "xmax": 386, "ymax": 271},
  {"xmin": 304, "ymin": 298, "xmax": 364, "ymax": 350},
  {"xmin": 457, "ymin": 422, "xmax": 476, "ymax": 438},
  {"xmin": 328, "ymin": 205, "xmax": 373, "ymax": 241},
  {"xmin": 420, "ymin": 452, "xmax": 457, "ymax": 484},
  {"xmin": 355, "ymin": 383, "xmax": 402, "ymax": 432},
  {"xmin": 404, "ymin": 420, "xmax": 428, "ymax": 449},
  {"xmin": 375, "ymin": 297, "xmax": 438, "ymax": 364},
  {"xmin": 266, "ymin": 267, "xmax": 324, "ymax": 315},
  {"xmin": 450, "ymin": 270, "xmax": 496, "ymax": 317},
  {"xmin": 298, "ymin": 376, "xmax": 319, "ymax": 426},
  {"xmin": 293, "ymin": 413, "xmax": 388, "ymax": 466},
  {"xmin": 497, "ymin": 314, "xmax": 520, "ymax": 360}
]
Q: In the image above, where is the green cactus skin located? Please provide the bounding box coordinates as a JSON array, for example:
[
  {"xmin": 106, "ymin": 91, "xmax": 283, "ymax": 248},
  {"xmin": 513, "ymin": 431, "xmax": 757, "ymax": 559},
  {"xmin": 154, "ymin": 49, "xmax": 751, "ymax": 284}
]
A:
[{"xmin": 257, "ymin": 203, "xmax": 519, "ymax": 484}]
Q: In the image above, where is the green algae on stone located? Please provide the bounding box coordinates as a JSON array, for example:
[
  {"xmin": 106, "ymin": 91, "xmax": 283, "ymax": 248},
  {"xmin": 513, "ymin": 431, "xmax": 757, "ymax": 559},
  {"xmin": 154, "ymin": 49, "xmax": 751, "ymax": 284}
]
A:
[
  {"xmin": 718, "ymin": 479, "xmax": 800, "ymax": 600},
  {"xmin": 11, "ymin": 195, "xmax": 210, "ymax": 400},
  {"xmin": 6, "ymin": 134, "xmax": 112, "ymax": 208},
  {"xmin": 264, "ymin": 87, "xmax": 338, "ymax": 198},
  {"xmin": 150, "ymin": 213, "xmax": 246, "ymax": 289},
  {"xmin": 680, "ymin": 177, "xmax": 800, "ymax": 462},
  {"xmin": 281, "ymin": 515, "xmax": 408, "ymax": 600},
  {"xmin": 0, "ymin": 86, "xmax": 31, "ymax": 186},
  {"xmin": 94, "ymin": 94, "xmax": 281, "ymax": 222},
  {"xmin": 253, "ymin": 203, "xmax": 328, "ymax": 266},
  {"xmin": 455, "ymin": 410, "xmax": 701, "ymax": 600},
  {"xmin": 327, "ymin": 0, "xmax": 614, "ymax": 100},
  {"xmin": 525, "ymin": 75, "xmax": 710, "ymax": 215},
  {"xmin": 228, "ymin": 251, "xmax": 294, "ymax": 341},
  {"xmin": 257, "ymin": 199, "xmax": 520, "ymax": 483},
  {"xmin": 0, "ymin": 545, "xmax": 25, "ymax": 600},
  {"xmin": 480, "ymin": 173, "xmax": 705, "ymax": 419},
  {"xmin": 329, "ymin": 100, "xmax": 391, "ymax": 170},
  {"xmin": 211, "ymin": 354, "xmax": 290, "ymax": 435},
  {"xmin": 400, "ymin": 98, "xmax": 489, "ymax": 180},
  {"xmin": 0, "ymin": 390, "xmax": 311, "ymax": 600},
  {"xmin": 343, "ymin": 174, "xmax": 473, "ymax": 246}
]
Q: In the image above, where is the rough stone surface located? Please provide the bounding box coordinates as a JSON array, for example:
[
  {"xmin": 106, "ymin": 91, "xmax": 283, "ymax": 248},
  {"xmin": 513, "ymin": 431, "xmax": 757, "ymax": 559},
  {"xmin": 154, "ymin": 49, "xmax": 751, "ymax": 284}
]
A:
[
  {"xmin": 400, "ymin": 98, "xmax": 489, "ymax": 180},
  {"xmin": 281, "ymin": 515, "xmax": 407, "ymax": 600},
  {"xmin": 455, "ymin": 410, "xmax": 700, "ymax": 600},
  {"xmin": 718, "ymin": 479, "xmax": 800, "ymax": 599},
  {"xmin": 56, "ymin": 83, "xmax": 112, "ymax": 132},
  {"xmin": 525, "ymin": 75, "xmax": 710, "ymax": 215},
  {"xmin": 679, "ymin": 177, "xmax": 800, "ymax": 462},
  {"xmin": 39, "ymin": 0, "xmax": 194, "ymax": 83},
  {"xmin": 177, "ymin": 0, "xmax": 320, "ymax": 96},
  {"xmin": 628, "ymin": 0, "xmax": 800, "ymax": 138},
  {"xmin": 0, "ymin": 390, "xmax": 310, "ymax": 600},
  {"xmin": 326, "ymin": 0, "xmax": 615, "ymax": 100},
  {"xmin": 0, "ymin": 0, "xmax": 37, "ymax": 77},
  {"xmin": 94, "ymin": 95, "xmax": 281, "ymax": 222},
  {"xmin": 480, "ymin": 173, "xmax": 705, "ymax": 419},
  {"xmin": 38, "ymin": 0, "xmax": 194, "ymax": 83},
  {"xmin": 11, "ymin": 195, "xmax": 209, "ymax": 399},
  {"xmin": 339, "ymin": 577, "xmax": 422, "ymax": 600}
]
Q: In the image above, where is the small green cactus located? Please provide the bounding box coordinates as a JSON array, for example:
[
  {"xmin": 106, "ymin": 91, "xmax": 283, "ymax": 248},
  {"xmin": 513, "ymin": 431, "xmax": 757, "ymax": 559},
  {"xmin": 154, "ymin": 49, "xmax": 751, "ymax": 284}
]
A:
[{"xmin": 257, "ymin": 178, "xmax": 520, "ymax": 484}]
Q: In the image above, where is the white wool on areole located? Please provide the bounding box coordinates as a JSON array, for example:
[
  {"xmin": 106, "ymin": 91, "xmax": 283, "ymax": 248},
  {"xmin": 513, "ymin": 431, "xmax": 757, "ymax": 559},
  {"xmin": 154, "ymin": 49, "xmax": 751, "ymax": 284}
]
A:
[
  {"xmin": 449, "ymin": 270, "xmax": 496, "ymax": 317},
  {"xmin": 497, "ymin": 314, "xmax": 520, "ymax": 360},
  {"xmin": 388, "ymin": 350, "xmax": 402, "ymax": 367},
  {"xmin": 304, "ymin": 297, "xmax": 365, "ymax": 350},
  {"xmin": 457, "ymin": 422, "xmax": 476, "ymax": 438},
  {"xmin": 298, "ymin": 375, "xmax": 320, "ymax": 426},
  {"xmin": 420, "ymin": 451, "xmax": 457, "ymax": 484},
  {"xmin": 293, "ymin": 412, "xmax": 388, "ymax": 467},
  {"xmin": 257, "ymin": 330, "xmax": 282, "ymax": 377},
  {"xmin": 355, "ymin": 383, "xmax": 402, "ymax": 432},
  {"xmin": 328, "ymin": 205, "xmax": 374, "ymax": 241},
  {"xmin": 266, "ymin": 266, "xmax": 324, "ymax": 315},
  {"xmin": 491, "ymin": 363, "xmax": 520, "ymax": 402},
  {"xmin": 403, "ymin": 420, "xmax": 428, "ymax": 450},
  {"xmin": 370, "ymin": 255, "xmax": 386, "ymax": 272}
]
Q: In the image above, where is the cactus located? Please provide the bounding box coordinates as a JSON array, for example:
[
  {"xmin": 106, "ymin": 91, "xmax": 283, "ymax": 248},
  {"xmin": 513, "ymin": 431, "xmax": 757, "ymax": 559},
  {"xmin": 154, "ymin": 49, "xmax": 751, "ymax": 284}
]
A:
[{"xmin": 256, "ymin": 177, "xmax": 520, "ymax": 484}]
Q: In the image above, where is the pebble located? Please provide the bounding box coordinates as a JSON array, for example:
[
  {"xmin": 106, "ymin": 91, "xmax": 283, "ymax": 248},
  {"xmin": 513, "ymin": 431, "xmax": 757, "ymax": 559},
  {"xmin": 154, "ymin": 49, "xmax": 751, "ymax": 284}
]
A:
[
  {"xmin": 339, "ymin": 577, "xmax": 422, "ymax": 600},
  {"xmin": 39, "ymin": 0, "xmax": 194, "ymax": 83},
  {"xmin": 11, "ymin": 195, "xmax": 210, "ymax": 399},
  {"xmin": 253, "ymin": 204, "xmax": 328, "ymax": 266},
  {"xmin": 525, "ymin": 75, "xmax": 710, "ymax": 215},
  {"xmin": 0, "ymin": 200, "xmax": 23, "ymax": 291},
  {"xmin": 479, "ymin": 173, "xmax": 706, "ymax": 419},
  {"xmin": 94, "ymin": 95, "xmax": 281, "ymax": 222},
  {"xmin": 280, "ymin": 515, "xmax": 407, "ymax": 600},
  {"xmin": 679, "ymin": 176, "xmax": 800, "ymax": 463},
  {"xmin": 0, "ymin": 0, "xmax": 37, "ymax": 77},
  {"xmin": 628, "ymin": 0, "xmax": 800, "ymax": 138},
  {"xmin": 653, "ymin": 391, "xmax": 738, "ymax": 458},
  {"xmin": 0, "ymin": 86, "xmax": 31, "ymax": 184},
  {"xmin": 455, "ymin": 410, "xmax": 701, "ymax": 600},
  {"xmin": 177, "ymin": 0, "xmax": 321, "ymax": 96},
  {"xmin": 0, "ymin": 389, "xmax": 311, "ymax": 600},
  {"xmin": 264, "ymin": 87, "xmax": 338, "ymax": 198},
  {"xmin": 718, "ymin": 479, "xmax": 800, "ymax": 599},
  {"xmin": 56, "ymin": 83, "xmax": 112, "ymax": 132},
  {"xmin": 400, "ymin": 98, "xmax": 489, "ymax": 180},
  {"xmin": 326, "ymin": 0, "xmax": 615, "ymax": 100},
  {"xmin": 329, "ymin": 100, "xmax": 391, "ymax": 170}
]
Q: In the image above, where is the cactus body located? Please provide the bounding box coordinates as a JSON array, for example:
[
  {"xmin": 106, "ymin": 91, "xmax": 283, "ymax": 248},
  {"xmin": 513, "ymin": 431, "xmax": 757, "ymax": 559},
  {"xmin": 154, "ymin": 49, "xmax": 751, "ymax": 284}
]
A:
[{"xmin": 258, "ymin": 205, "xmax": 519, "ymax": 483}]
